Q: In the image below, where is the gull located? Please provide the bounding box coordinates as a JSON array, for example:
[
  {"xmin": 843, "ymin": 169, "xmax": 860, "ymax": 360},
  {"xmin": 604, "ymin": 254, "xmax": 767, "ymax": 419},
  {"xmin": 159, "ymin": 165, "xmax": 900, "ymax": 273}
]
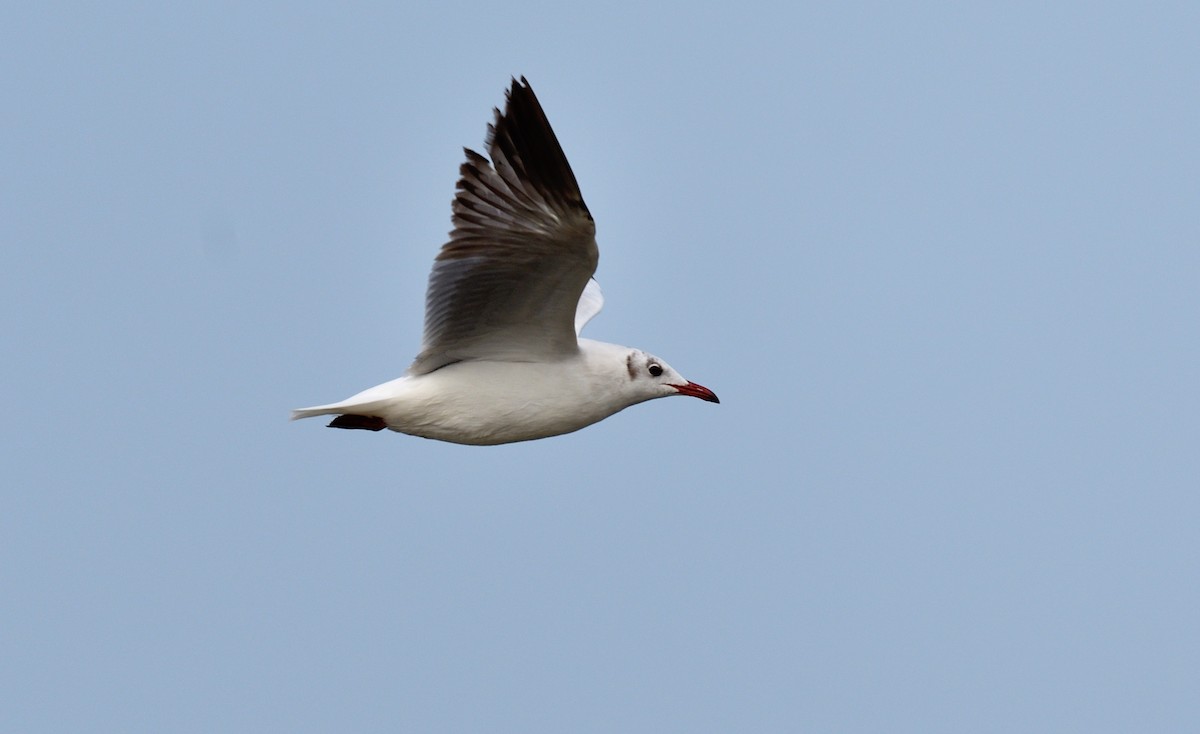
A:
[{"xmin": 292, "ymin": 78, "xmax": 718, "ymax": 445}]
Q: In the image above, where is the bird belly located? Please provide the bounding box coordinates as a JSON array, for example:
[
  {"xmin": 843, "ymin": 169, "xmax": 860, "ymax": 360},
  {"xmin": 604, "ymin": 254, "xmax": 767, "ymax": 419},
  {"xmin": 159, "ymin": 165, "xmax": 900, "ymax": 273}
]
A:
[{"xmin": 376, "ymin": 360, "xmax": 620, "ymax": 445}]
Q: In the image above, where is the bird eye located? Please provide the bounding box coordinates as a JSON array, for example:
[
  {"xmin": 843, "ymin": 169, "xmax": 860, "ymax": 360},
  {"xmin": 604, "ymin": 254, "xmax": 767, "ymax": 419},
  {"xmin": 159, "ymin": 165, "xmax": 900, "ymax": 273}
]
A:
[{"xmin": 648, "ymin": 363, "xmax": 663, "ymax": 377}]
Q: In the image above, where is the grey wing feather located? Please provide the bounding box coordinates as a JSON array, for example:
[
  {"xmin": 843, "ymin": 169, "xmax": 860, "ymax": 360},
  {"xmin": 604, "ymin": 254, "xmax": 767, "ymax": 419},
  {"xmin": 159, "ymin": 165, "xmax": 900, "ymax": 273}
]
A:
[{"xmin": 410, "ymin": 77, "xmax": 598, "ymax": 375}]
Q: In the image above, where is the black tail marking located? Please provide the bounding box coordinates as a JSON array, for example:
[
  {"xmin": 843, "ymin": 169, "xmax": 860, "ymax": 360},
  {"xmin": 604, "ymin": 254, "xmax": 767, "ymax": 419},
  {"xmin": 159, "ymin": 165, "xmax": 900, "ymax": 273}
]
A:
[{"xmin": 327, "ymin": 414, "xmax": 387, "ymax": 432}]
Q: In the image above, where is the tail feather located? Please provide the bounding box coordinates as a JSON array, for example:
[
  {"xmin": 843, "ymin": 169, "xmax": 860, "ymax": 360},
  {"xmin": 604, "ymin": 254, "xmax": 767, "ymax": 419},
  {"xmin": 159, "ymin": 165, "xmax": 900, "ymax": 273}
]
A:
[
  {"xmin": 292, "ymin": 377, "xmax": 407, "ymax": 427},
  {"xmin": 291, "ymin": 405, "xmax": 343, "ymax": 421},
  {"xmin": 290, "ymin": 399, "xmax": 390, "ymax": 423}
]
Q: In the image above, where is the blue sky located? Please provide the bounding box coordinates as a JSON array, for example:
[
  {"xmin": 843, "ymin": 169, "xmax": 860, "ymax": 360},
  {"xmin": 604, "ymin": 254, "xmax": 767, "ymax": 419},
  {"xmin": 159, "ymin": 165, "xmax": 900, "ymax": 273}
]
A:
[{"xmin": 4, "ymin": 2, "xmax": 1198, "ymax": 732}]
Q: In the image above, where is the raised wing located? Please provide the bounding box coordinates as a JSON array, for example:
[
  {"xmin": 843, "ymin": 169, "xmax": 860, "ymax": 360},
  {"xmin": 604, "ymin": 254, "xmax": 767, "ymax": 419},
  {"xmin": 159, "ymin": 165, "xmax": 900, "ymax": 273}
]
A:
[
  {"xmin": 574, "ymin": 278, "xmax": 604, "ymax": 336},
  {"xmin": 409, "ymin": 78, "xmax": 598, "ymax": 375}
]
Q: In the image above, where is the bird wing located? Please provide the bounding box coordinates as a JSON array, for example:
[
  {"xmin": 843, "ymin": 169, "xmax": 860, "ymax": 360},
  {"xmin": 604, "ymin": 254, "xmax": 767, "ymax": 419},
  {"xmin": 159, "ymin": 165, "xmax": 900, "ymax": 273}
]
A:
[
  {"xmin": 409, "ymin": 78, "xmax": 598, "ymax": 375},
  {"xmin": 574, "ymin": 278, "xmax": 604, "ymax": 336}
]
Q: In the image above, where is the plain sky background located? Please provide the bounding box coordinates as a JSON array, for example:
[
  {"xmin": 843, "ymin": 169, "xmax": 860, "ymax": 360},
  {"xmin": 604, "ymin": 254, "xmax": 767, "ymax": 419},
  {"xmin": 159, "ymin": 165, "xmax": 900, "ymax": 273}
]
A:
[{"xmin": 4, "ymin": 2, "xmax": 1198, "ymax": 732}]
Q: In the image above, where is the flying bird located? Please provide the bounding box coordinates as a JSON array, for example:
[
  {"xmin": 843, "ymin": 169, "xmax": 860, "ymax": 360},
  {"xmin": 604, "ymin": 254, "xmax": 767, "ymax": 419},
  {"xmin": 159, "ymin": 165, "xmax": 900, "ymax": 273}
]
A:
[{"xmin": 292, "ymin": 78, "xmax": 718, "ymax": 445}]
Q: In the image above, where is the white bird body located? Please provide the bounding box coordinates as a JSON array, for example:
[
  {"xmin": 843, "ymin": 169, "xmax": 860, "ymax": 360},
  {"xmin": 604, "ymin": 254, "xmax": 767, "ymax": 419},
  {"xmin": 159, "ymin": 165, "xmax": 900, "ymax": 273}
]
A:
[
  {"xmin": 292, "ymin": 340, "xmax": 692, "ymax": 445},
  {"xmin": 293, "ymin": 78, "xmax": 717, "ymax": 445}
]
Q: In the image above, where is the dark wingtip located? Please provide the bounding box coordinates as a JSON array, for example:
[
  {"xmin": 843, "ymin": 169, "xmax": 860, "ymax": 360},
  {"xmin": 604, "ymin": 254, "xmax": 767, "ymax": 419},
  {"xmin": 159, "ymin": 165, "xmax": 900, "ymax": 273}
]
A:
[
  {"xmin": 490, "ymin": 76, "xmax": 588, "ymax": 214},
  {"xmin": 327, "ymin": 415, "xmax": 387, "ymax": 431}
]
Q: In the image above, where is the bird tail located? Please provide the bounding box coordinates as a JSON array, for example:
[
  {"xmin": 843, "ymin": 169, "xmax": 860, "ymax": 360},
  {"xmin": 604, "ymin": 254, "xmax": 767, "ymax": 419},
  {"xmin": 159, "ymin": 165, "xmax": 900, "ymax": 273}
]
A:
[
  {"xmin": 291, "ymin": 400, "xmax": 392, "ymax": 432},
  {"xmin": 291, "ymin": 378, "xmax": 407, "ymax": 427},
  {"xmin": 291, "ymin": 399, "xmax": 389, "ymax": 420},
  {"xmin": 290, "ymin": 404, "xmax": 344, "ymax": 421}
]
